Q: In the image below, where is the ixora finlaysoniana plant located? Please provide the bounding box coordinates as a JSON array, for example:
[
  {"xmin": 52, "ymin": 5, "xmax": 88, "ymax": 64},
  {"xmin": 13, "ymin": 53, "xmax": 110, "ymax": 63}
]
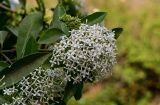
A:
[{"xmin": 0, "ymin": 0, "xmax": 123, "ymax": 105}]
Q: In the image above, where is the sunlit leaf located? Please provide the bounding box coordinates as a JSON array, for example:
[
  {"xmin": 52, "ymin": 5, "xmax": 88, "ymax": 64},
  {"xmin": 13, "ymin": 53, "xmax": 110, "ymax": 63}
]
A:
[{"xmin": 81, "ymin": 12, "xmax": 107, "ymax": 25}]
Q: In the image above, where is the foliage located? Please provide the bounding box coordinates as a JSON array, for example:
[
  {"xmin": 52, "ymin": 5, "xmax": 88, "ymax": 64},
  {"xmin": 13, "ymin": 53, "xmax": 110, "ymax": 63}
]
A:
[{"xmin": 0, "ymin": 0, "xmax": 122, "ymax": 105}]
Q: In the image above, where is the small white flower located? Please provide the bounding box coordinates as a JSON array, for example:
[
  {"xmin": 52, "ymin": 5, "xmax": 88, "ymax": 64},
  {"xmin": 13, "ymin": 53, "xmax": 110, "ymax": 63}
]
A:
[{"xmin": 3, "ymin": 86, "xmax": 17, "ymax": 95}]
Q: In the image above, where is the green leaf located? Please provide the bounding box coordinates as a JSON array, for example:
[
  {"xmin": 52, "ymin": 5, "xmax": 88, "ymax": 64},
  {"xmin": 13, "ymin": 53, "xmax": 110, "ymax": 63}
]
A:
[
  {"xmin": 0, "ymin": 95, "xmax": 8, "ymax": 104},
  {"xmin": 0, "ymin": 62, "xmax": 9, "ymax": 72},
  {"xmin": 38, "ymin": 28, "xmax": 64, "ymax": 44},
  {"xmin": 74, "ymin": 82, "xmax": 83, "ymax": 100},
  {"xmin": 16, "ymin": 12, "xmax": 43, "ymax": 59},
  {"xmin": 41, "ymin": 54, "xmax": 52, "ymax": 68},
  {"xmin": 0, "ymin": 52, "xmax": 51, "ymax": 89},
  {"xmin": 63, "ymin": 82, "xmax": 84, "ymax": 103},
  {"xmin": 0, "ymin": 31, "xmax": 8, "ymax": 48},
  {"xmin": 50, "ymin": 4, "xmax": 69, "ymax": 35},
  {"xmin": 63, "ymin": 82, "xmax": 77, "ymax": 103},
  {"xmin": 23, "ymin": 36, "xmax": 38, "ymax": 56},
  {"xmin": 81, "ymin": 12, "xmax": 107, "ymax": 25},
  {"xmin": 50, "ymin": 4, "xmax": 66, "ymax": 27},
  {"xmin": 55, "ymin": 21, "xmax": 69, "ymax": 35},
  {"xmin": 18, "ymin": 11, "xmax": 43, "ymax": 37},
  {"xmin": 112, "ymin": 28, "xmax": 123, "ymax": 39},
  {"xmin": 7, "ymin": 26, "xmax": 18, "ymax": 37}
]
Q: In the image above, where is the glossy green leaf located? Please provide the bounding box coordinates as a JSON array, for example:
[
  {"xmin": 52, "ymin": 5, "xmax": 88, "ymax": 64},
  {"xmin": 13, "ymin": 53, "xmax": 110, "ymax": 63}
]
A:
[
  {"xmin": 81, "ymin": 12, "xmax": 107, "ymax": 25},
  {"xmin": 74, "ymin": 82, "xmax": 83, "ymax": 100},
  {"xmin": 50, "ymin": 4, "xmax": 69, "ymax": 35},
  {"xmin": 38, "ymin": 28, "xmax": 64, "ymax": 44},
  {"xmin": 0, "ymin": 31, "xmax": 8, "ymax": 48},
  {"xmin": 16, "ymin": 12, "xmax": 43, "ymax": 59},
  {"xmin": 63, "ymin": 82, "xmax": 84, "ymax": 103},
  {"xmin": 0, "ymin": 62, "xmax": 9, "ymax": 72},
  {"xmin": 0, "ymin": 52, "xmax": 51, "ymax": 89},
  {"xmin": 112, "ymin": 28, "xmax": 123, "ymax": 39}
]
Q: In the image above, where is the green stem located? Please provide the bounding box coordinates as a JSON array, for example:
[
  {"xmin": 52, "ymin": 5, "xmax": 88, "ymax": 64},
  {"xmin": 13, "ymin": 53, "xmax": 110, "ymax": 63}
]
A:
[{"xmin": 36, "ymin": 0, "xmax": 45, "ymax": 15}]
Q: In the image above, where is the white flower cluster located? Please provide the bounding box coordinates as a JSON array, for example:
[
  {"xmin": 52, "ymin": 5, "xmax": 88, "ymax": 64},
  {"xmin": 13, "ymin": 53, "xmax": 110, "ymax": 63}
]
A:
[
  {"xmin": 3, "ymin": 67, "xmax": 65, "ymax": 105},
  {"xmin": 50, "ymin": 24, "xmax": 116, "ymax": 84}
]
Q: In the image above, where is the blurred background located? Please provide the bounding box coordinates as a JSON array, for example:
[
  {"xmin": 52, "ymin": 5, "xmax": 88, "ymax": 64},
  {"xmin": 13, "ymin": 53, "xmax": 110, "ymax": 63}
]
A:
[{"xmin": 1, "ymin": 0, "xmax": 160, "ymax": 105}]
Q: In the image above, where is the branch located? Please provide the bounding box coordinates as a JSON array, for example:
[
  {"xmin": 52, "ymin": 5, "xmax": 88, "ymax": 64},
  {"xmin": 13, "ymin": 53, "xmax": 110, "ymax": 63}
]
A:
[
  {"xmin": 39, "ymin": 49, "xmax": 51, "ymax": 52},
  {"xmin": 1, "ymin": 48, "xmax": 51, "ymax": 53},
  {"xmin": 0, "ymin": 3, "xmax": 15, "ymax": 13},
  {"xmin": 0, "ymin": 52, "xmax": 13, "ymax": 64},
  {"xmin": 1, "ymin": 49, "xmax": 16, "ymax": 53}
]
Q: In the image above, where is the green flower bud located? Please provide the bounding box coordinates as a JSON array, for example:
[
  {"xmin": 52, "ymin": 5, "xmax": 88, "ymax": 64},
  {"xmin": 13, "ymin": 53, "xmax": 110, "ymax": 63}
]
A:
[{"xmin": 60, "ymin": 14, "xmax": 81, "ymax": 30}]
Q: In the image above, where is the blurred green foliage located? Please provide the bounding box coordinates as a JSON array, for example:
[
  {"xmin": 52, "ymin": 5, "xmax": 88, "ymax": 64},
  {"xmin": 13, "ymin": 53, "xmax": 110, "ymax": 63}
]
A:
[{"xmin": 68, "ymin": 0, "xmax": 160, "ymax": 105}]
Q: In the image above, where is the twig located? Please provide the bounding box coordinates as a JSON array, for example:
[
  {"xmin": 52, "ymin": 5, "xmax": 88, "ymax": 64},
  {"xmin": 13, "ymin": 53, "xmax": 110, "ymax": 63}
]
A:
[
  {"xmin": 0, "ymin": 3, "xmax": 15, "ymax": 13},
  {"xmin": 1, "ymin": 49, "xmax": 16, "ymax": 53},
  {"xmin": 1, "ymin": 49, "xmax": 51, "ymax": 53},
  {"xmin": 0, "ymin": 52, "xmax": 13, "ymax": 64},
  {"xmin": 39, "ymin": 49, "xmax": 51, "ymax": 52}
]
